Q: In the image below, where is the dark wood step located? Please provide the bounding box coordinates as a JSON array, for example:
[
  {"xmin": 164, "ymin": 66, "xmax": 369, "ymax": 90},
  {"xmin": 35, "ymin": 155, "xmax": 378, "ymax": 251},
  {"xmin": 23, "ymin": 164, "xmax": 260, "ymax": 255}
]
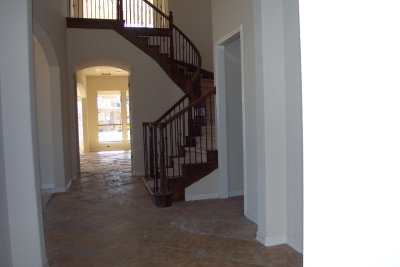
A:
[
  {"xmin": 67, "ymin": 18, "xmax": 123, "ymax": 29},
  {"xmin": 122, "ymin": 27, "xmax": 170, "ymax": 37}
]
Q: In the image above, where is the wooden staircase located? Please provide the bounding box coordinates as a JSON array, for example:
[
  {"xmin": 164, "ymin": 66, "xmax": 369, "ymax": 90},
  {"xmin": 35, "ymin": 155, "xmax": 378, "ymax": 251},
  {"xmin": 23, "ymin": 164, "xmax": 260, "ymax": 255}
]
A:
[{"xmin": 67, "ymin": 0, "xmax": 217, "ymax": 207}]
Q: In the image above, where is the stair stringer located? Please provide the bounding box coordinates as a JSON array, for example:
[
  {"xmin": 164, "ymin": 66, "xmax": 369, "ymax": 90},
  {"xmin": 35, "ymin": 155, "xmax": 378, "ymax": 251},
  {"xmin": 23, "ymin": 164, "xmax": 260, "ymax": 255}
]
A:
[{"xmin": 114, "ymin": 26, "xmax": 192, "ymax": 96}]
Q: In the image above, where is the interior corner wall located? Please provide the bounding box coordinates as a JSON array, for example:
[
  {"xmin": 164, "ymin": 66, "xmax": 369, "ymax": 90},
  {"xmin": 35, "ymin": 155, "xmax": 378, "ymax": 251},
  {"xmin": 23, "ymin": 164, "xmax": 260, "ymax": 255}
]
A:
[
  {"xmin": 67, "ymin": 28, "xmax": 184, "ymax": 175},
  {"xmin": 33, "ymin": 38, "xmax": 57, "ymax": 189},
  {"xmin": 256, "ymin": 0, "xmax": 302, "ymax": 251},
  {"xmin": 283, "ymin": 0, "xmax": 303, "ymax": 252},
  {"xmin": 211, "ymin": 0, "xmax": 259, "ymax": 223},
  {"xmin": 33, "ymin": 0, "xmax": 72, "ymax": 186},
  {"xmin": 169, "ymin": 0, "xmax": 214, "ymax": 71},
  {"xmin": 212, "ymin": 0, "xmax": 303, "ymax": 252},
  {"xmin": 0, "ymin": 75, "xmax": 12, "ymax": 267},
  {"xmin": 225, "ymin": 38, "xmax": 244, "ymax": 195},
  {"xmin": 258, "ymin": 0, "xmax": 288, "ymax": 245}
]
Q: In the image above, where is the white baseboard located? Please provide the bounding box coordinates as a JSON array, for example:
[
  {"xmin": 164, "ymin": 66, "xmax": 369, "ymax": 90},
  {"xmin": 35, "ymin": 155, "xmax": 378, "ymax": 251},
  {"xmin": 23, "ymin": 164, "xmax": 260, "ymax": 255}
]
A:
[
  {"xmin": 65, "ymin": 179, "xmax": 72, "ymax": 191},
  {"xmin": 40, "ymin": 178, "xmax": 72, "ymax": 194},
  {"xmin": 40, "ymin": 184, "xmax": 55, "ymax": 190},
  {"xmin": 185, "ymin": 193, "xmax": 219, "ymax": 201},
  {"xmin": 41, "ymin": 186, "xmax": 65, "ymax": 194},
  {"xmin": 244, "ymin": 209, "xmax": 257, "ymax": 223},
  {"xmin": 134, "ymin": 170, "xmax": 145, "ymax": 176},
  {"xmin": 254, "ymin": 228, "xmax": 303, "ymax": 254},
  {"xmin": 228, "ymin": 190, "xmax": 244, "ymax": 197},
  {"xmin": 219, "ymin": 192, "xmax": 229, "ymax": 199},
  {"xmin": 256, "ymin": 231, "xmax": 287, "ymax": 247},
  {"xmin": 287, "ymin": 237, "xmax": 303, "ymax": 254}
]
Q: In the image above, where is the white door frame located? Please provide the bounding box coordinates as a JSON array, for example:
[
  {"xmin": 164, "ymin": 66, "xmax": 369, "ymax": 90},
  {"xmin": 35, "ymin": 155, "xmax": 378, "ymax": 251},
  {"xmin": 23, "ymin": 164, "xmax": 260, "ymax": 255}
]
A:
[{"xmin": 215, "ymin": 25, "xmax": 247, "ymax": 203}]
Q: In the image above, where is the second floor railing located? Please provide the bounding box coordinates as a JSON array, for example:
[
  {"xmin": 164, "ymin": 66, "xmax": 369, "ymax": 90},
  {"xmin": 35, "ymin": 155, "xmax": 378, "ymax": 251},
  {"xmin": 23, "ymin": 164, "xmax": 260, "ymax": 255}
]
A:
[
  {"xmin": 68, "ymin": 0, "xmax": 202, "ymax": 98},
  {"xmin": 68, "ymin": 0, "xmax": 168, "ymax": 27}
]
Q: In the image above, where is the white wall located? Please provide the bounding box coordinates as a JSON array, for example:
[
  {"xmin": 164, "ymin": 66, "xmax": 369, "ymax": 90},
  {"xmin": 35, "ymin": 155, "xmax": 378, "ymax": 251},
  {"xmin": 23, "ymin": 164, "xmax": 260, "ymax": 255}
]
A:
[
  {"xmin": 212, "ymin": 0, "xmax": 303, "ymax": 252},
  {"xmin": 212, "ymin": 0, "xmax": 260, "ymax": 226},
  {"xmin": 255, "ymin": 0, "xmax": 288, "ymax": 247},
  {"xmin": 34, "ymin": 38, "xmax": 57, "ymax": 190},
  {"xmin": 33, "ymin": 0, "xmax": 70, "ymax": 189},
  {"xmin": 257, "ymin": 0, "xmax": 303, "ymax": 251},
  {"xmin": 169, "ymin": 0, "xmax": 214, "ymax": 71},
  {"xmin": 185, "ymin": 170, "xmax": 220, "ymax": 201},
  {"xmin": 225, "ymin": 38, "xmax": 244, "ymax": 196},
  {"xmin": 0, "ymin": 0, "xmax": 47, "ymax": 265},
  {"xmin": 67, "ymin": 28, "xmax": 184, "ymax": 175},
  {"xmin": 0, "ymin": 75, "xmax": 12, "ymax": 267},
  {"xmin": 283, "ymin": 0, "xmax": 303, "ymax": 252}
]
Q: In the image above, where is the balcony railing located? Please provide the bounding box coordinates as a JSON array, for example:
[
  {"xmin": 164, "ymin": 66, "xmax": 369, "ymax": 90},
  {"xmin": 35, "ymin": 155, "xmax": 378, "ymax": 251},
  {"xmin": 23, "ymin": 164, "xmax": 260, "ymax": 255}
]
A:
[{"xmin": 68, "ymin": 0, "xmax": 168, "ymax": 28}]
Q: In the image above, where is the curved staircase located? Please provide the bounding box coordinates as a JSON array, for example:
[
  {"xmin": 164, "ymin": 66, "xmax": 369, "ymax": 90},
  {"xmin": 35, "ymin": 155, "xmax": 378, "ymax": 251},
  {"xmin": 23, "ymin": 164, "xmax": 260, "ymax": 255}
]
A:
[{"xmin": 67, "ymin": 0, "xmax": 217, "ymax": 207}]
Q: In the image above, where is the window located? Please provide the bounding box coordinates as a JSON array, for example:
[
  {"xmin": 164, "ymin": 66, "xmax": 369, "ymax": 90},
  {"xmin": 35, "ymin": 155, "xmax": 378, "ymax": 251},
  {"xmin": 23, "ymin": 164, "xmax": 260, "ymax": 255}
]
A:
[
  {"xmin": 126, "ymin": 90, "xmax": 131, "ymax": 141},
  {"xmin": 97, "ymin": 91, "xmax": 123, "ymax": 142}
]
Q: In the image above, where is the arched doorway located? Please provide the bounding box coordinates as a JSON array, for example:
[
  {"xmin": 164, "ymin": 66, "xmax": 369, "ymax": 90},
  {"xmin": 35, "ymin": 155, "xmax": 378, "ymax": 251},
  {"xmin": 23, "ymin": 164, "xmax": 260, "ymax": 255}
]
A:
[
  {"xmin": 72, "ymin": 60, "xmax": 132, "ymax": 173},
  {"xmin": 33, "ymin": 22, "xmax": 66, "ymax": 195}
]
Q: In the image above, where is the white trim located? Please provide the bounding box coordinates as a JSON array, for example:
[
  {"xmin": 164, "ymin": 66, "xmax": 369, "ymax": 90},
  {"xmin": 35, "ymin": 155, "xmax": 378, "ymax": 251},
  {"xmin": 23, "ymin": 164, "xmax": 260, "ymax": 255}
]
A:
[
  {"xmin": 40, "ymin": 178, "xmax": 71, "ymax": 194},
  {"xmin": 228, "ymin": 190, "xmax": 244, "ymax": 197},
  {"xmin": 134, "ymin": 170, "xmax": 145, "ymax": 176},
  {"xmin": 215, "ymin": 25, "xmax": 247, "ymax": 208},
  {"xmin": 216, "ymin": 44, "xmax": 228, "ymax": 199},
  {"xmin": 40, "ymin": 184, "xmax": 55, "ymax": 190},
  {"xmin": 238, "ymin": 27, "xmax": 248, "ymax": 218},
  {"xmin": 185, "ymin": 193, "xmax": 219, "ymax": 202},
  {"xmin": 65, "ymin": 179, "xmax": 72, "ymax": 191},
  {"xmin": 41, "ymin": 187, "xmax": 63, "ymax": 194},
  {"xmin": 256, "ymin": 231, "xmax": 287, "ymax": 247},
  {"xmin": 287, "ymin": 237, "xmax": 303, "ymax": 254},
  {"xmin": 244, "ymin": 210, "xmax": 257, "ymax": 223}
]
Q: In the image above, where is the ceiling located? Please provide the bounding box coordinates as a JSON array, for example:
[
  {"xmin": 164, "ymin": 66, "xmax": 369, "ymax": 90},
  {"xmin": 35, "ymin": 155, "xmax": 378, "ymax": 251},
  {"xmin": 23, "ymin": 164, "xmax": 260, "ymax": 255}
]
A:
[{"xmin": 81, "ymin": 66, "xmax": 129, "ymax": 77}]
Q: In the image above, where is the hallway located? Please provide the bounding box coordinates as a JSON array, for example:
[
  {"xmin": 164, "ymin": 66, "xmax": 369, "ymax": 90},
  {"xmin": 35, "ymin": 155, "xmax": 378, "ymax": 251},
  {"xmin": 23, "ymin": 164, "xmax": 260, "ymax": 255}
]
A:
[{"xmin": 43, "ymin": 151, "xmax": 302, "ymax": 267}]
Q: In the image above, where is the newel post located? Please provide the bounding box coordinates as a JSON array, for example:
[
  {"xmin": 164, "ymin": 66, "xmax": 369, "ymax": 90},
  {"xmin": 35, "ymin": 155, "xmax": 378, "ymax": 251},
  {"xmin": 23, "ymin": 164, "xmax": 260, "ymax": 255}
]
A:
[
  {"xmin": 117, "ymin": 0, "xmax": 123, "ymax": 21},
  {"xmin": 169, "ymin": 11, "xmax": 174, "ymax": 61}
]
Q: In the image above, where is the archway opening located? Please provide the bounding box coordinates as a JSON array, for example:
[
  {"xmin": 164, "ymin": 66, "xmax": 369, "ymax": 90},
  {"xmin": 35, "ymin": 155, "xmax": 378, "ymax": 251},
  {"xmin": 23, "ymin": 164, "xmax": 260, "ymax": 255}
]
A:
[{"xmin": 75, "ymin": 66, "xmax": 131, "ymax": 156}]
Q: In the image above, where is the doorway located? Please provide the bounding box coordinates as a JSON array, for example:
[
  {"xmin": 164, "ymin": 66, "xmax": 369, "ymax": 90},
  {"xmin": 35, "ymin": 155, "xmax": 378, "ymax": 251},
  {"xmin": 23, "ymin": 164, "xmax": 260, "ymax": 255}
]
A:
[
  {"xmin": 75, "ymin": 66, "xmax": 131, "ymax": 153},
  {"xmin": 216, "ymin": 29, "xmax": 245, "ymax": 202}
]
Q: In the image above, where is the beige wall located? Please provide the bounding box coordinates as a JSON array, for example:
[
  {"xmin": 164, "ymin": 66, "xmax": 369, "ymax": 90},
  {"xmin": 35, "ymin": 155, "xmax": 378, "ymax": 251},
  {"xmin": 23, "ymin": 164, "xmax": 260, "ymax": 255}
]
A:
[
  {"xmin": 86, "ymin": 76, "xmax": 130, "ymax": 152},
  {"xmin": 67, "ymin": 28, "xmax": 184, "ymax": 175},
  {"xmin": 169, "ymin": 0, "xmax": 214, "ymax": 71}
]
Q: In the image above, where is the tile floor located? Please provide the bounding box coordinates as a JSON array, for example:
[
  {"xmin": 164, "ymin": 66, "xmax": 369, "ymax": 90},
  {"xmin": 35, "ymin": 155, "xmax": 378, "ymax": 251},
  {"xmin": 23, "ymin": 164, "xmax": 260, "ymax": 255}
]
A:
[{"xmin": 43, "ymin": 151, "xmax": 303, "ymax": 267}]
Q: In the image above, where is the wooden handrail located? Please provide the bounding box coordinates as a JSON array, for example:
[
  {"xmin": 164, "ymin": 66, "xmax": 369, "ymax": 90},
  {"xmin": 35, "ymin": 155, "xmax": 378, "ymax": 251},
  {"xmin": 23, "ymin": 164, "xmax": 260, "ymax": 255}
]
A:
[
  {"xmin": 172, "ymin": 24, "xmax": 202, "ymax": 72},
  {"xmin": 141, "ymin": 0, "xmax": 169, "ymax": 20},
  {"xmin": 155, "ymin": 95, "xmax": 188, "ymax": 123},
  {"xmin": 162, "ymin": 87, "xmax": 215, "ymax": 126}
]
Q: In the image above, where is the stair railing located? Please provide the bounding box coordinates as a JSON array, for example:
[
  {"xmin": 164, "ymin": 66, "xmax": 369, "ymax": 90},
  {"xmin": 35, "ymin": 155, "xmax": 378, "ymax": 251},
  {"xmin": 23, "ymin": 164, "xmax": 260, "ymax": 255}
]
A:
[
  {"xmin": 68, "ymin": 0, "xmax": 202, "ymax": 97},
  {"xmin": 139, "ymin": 0, "xmax": 202, "ymax": 97},
  {"xmin": 68, "ymin": 0, "xmax": 167, "ymax": 24},
  {"xmin": 142, "ymin": 88, "xmax": 216, "ymax": 198},
  {"xmin": 155, "ymin": 95, "xmax": 189, "ymax": 123}
]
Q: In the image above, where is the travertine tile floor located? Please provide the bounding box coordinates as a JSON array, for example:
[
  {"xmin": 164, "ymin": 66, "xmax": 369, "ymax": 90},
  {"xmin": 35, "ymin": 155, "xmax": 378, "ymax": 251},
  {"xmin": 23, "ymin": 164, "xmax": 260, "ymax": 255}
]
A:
[{"xmin": 43, "ymin": 151, "xmax": 302, "ymax": 267}]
